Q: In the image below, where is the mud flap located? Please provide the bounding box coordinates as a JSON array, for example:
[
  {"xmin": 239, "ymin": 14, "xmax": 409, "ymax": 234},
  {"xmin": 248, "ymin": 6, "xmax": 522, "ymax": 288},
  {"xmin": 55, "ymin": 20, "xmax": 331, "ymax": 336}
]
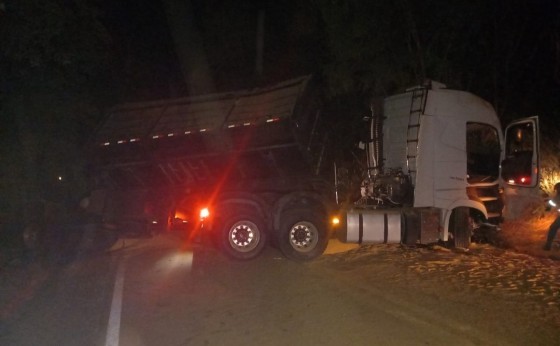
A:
[{"xmin": 403, "ymin": 208, "xmax": 440, "ymax": 245}]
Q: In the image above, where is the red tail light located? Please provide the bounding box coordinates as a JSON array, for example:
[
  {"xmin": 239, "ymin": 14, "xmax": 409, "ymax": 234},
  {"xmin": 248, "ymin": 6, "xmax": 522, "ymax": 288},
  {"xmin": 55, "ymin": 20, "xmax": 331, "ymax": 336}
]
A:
[
  {"xmin": 199, "ymin": 207, "xmax": 210, "ymax": 220},
  {"xmin": 508, "ymin": 176, "xmax": 531, "ymax": 185}
]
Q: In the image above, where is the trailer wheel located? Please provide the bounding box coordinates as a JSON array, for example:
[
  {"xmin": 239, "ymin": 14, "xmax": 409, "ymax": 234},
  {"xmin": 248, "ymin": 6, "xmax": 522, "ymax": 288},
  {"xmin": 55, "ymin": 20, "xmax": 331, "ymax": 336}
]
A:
[
  {"xmin": 278, "ymin": 210, "xmax": 328, "ymax": 261},
  {"xmin": 449, "ymin": 207, "xmax": 472, "ymax": 249},
  {"xmin": 220, "ymin": 210, "xmax": 267, "ymax": 260}
]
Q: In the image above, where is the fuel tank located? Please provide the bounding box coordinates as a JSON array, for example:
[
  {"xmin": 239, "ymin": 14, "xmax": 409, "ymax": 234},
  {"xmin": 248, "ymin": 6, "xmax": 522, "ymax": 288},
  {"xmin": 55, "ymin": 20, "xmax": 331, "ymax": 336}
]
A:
[{"xmin": 340, "ymin": 208, "xmax": 402, "ymax": 244}]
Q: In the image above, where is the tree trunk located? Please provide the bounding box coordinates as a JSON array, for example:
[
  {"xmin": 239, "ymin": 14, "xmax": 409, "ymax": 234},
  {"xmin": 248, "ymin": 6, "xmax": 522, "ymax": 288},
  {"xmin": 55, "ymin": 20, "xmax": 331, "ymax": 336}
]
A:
[{"xmin": 162, "ymin": 0, "xmax": 214, "ymax": 95}]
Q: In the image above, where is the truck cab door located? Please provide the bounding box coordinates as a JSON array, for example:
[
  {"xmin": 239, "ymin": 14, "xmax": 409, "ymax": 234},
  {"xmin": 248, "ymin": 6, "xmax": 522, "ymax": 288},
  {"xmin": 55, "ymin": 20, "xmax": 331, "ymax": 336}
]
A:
[{"xmin": 500, "ymin": 116, "xmax": 540, "ymax": 220}]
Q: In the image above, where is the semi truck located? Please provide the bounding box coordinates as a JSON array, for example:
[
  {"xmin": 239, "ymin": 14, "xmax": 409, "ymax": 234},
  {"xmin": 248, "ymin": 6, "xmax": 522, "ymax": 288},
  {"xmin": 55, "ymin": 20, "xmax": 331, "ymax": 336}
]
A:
[
  {"xmin": 335, "ymin": 81, "xmax": 539, "ymax": 249},
  {"xmin": 89, "ymin": 76, "xmax": 540, "ymax": 261}
]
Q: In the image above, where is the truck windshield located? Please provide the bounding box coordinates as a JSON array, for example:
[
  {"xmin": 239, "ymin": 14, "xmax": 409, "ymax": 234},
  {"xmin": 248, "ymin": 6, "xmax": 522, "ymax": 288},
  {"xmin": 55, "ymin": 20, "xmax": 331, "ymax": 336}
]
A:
[{"xmin": 467, "ymin": 123, "xmax": 500, "ymax": 183}]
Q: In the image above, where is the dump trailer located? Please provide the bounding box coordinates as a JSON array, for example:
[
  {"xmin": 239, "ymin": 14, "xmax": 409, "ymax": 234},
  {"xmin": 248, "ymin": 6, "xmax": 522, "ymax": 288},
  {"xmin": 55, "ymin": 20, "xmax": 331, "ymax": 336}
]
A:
[
  {"xmin": 90, "ymin": 76, "xmax": 334, "ymax": 261},
  {"xmin": 335, "ymin": 81, "xmax": 540, "ymax": 248}
]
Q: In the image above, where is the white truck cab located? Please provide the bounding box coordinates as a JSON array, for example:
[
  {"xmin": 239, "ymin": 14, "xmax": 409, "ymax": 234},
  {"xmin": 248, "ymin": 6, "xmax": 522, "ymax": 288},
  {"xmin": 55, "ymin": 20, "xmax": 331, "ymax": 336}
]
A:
[{"xmin": 338, "ymin": 81, "xmax": 539, "ymax": 248}]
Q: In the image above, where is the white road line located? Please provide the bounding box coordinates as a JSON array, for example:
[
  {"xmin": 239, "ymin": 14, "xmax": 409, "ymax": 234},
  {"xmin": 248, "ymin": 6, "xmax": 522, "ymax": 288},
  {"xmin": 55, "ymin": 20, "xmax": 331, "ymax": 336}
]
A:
[{"xmin": 105, "ymin": 260, "xmax": 126, "ymax": 346}]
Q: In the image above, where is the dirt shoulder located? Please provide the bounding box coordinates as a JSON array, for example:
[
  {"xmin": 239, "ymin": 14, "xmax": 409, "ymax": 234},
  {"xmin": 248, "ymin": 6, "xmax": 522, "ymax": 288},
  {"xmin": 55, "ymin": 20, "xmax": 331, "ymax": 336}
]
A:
[{"xmin": 498, "ymin": 211, "xmax": 560, "ymax": 261}]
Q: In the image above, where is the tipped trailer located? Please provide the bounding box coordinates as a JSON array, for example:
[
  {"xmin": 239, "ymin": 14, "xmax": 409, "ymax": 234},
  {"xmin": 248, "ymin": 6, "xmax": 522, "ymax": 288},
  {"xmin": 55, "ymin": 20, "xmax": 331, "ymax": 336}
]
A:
[
  {"xmin": 90, "ymin": 76, "xmax": 334, "ymax": 261},
  {"xmin": 90, "ymin": 76, "xmax": 539, "ymax": 261}
]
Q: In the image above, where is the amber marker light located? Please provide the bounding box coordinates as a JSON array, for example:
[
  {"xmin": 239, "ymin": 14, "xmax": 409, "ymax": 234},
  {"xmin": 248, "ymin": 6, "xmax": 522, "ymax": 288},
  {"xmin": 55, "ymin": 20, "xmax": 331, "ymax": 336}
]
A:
[{"xmin": 331, "ymin": 216, "xmax": 340, "ymax": 226}]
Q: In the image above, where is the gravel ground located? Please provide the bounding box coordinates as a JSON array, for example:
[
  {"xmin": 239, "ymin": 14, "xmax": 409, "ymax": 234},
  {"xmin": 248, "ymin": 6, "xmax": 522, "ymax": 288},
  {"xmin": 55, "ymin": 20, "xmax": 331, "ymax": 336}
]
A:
[
  {"xmin": 317, "ymin": 242, "xmax": 560, "ymax": 326},
  {"xmin": 1, "ymin": 212, "xmax": 559, "ymax": 344}
]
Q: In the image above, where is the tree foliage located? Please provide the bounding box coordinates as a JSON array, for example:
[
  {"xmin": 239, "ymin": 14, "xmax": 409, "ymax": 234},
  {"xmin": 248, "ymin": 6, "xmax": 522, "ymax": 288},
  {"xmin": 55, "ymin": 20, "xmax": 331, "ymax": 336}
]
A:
[
  {"xmin": 1, "ymin": 0, "xmax": 110, "ymax": 91},
  {"xmin": 313, "ymin": 0, "xmax": 559, "ymax": 119},
  {"xmin": 0, "ymin": 0, "xmax": 112, "ymax": 210},
  {"xmin": 162, "ymin": 0, "xmax": 215, "ymax": 95},
  {"xmin": 181, "ymin": 0, "xmax": 325, "ymax": 90}
]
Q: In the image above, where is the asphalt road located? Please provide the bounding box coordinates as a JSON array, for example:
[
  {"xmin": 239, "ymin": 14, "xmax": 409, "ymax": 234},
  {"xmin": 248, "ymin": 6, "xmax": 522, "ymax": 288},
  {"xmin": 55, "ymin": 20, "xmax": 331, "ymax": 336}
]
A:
[{"xmin": 0, "ymin": 233, "xmax": 558, "ymax": 345}]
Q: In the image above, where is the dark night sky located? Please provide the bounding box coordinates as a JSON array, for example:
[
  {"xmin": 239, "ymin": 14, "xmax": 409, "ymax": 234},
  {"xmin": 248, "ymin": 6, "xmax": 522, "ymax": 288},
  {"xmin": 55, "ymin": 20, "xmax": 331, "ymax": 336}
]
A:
[
  {"xmin": 100, "ymin": 0, "xmax": 185, "ymax": 99},
  {"xmin": 1, "ymin": 1, "xmax": 559, "ymax": 132},
  {"xmin": 96, "ymin": 1, "xmax": 560, "ymax": 128},
  {"xmin": 100, "ymin": 0, "xmax": 321, "ymax": 99}
]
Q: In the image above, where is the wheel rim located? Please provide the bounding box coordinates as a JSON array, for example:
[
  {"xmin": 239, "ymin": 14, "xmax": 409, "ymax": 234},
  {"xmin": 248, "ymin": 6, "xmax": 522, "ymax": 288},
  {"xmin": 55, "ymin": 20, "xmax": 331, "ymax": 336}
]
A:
[
  {"xmin": 288, "ymin": 221, "xmax": 318, "ymax": 253},
  {"xmin": 228, "ymin": 221, "xmax": 260, "ymax": 253}
]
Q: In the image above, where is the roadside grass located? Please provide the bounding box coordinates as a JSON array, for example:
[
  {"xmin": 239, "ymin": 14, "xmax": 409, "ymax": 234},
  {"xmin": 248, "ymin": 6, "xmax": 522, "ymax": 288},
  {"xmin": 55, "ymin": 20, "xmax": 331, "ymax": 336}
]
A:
[{"xmin": 499, "ymin": 209, "xmax": 560, "ymax": 260}]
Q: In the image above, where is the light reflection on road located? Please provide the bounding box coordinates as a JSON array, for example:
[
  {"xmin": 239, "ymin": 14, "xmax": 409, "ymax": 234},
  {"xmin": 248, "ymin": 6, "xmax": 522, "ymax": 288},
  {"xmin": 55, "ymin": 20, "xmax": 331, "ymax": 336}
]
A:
[{"xmin": 153, "ymin": 251, "xmax": 194, "ymax": 273}]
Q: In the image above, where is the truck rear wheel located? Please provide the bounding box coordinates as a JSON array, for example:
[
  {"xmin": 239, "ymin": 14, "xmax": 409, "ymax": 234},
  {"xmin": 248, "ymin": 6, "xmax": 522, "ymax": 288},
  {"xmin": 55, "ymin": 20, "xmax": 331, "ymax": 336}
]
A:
[
  {"xmin": 449, "ymin": 207, "xmax": 472, "ymax": 249},
  {"xmin": 278, "ymin": 210, "xmax": 328, "ymax": 261},
  {"xmin": 220, "ymin": 210, "xmax": 267, "ymax": 260}
]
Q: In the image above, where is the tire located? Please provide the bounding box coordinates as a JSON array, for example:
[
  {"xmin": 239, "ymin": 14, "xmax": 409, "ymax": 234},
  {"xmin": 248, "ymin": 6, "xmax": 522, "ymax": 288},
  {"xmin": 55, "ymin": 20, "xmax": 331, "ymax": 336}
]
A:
[
  {"xmin": 220, "ymin": 209, "xmax": 267, "ymax": 260},
  {"xmin": 278, "ymin": 210, "xmax": 328, "ymax": 261},
  {"xmin": 449, "ymin": 207, "xmax": 472, "ymax": 249}
]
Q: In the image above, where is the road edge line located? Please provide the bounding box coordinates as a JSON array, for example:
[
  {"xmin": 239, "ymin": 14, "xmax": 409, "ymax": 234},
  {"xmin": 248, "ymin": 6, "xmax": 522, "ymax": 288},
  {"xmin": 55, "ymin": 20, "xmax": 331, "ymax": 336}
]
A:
[{"xmin": 105, "ymin": 259, "xmax": 126, "ymax": 346}]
